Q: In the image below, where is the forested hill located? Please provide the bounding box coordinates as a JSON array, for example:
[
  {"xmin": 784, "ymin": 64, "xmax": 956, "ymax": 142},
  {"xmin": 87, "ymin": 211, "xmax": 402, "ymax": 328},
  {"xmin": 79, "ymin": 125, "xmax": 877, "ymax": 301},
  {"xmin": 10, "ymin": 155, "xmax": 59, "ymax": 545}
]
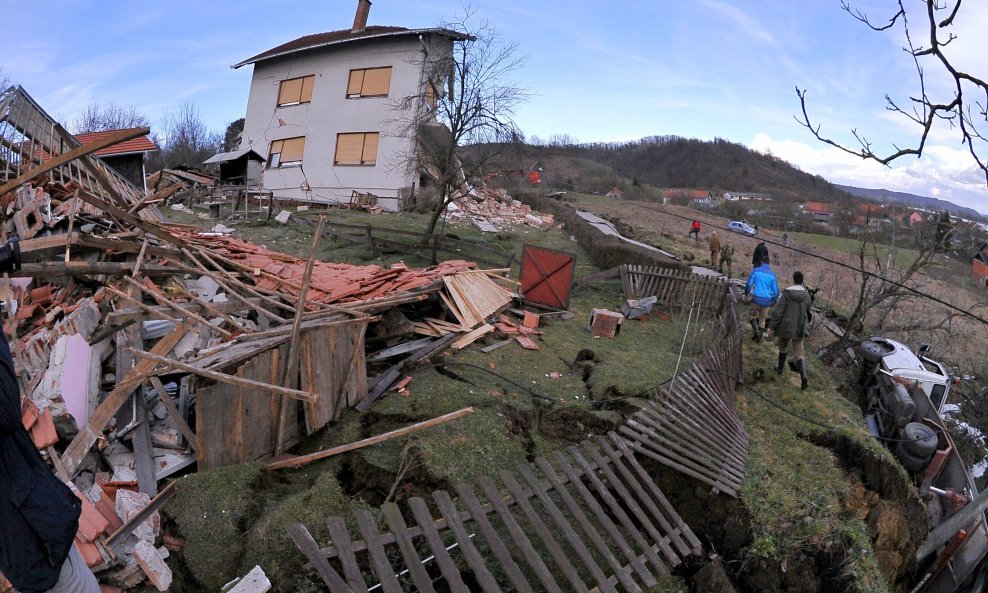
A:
[{"xmin": 500, "ymin": 136, "xmax": 857, "ymax": 205}]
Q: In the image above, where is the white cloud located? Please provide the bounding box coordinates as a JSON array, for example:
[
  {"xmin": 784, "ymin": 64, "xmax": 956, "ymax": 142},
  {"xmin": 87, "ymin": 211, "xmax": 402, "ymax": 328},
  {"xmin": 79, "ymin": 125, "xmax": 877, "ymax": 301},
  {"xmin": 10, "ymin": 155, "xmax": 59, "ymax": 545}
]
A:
[{"xmin": 749, "ymin": 133, "xmax": 988, "ymax": 214}]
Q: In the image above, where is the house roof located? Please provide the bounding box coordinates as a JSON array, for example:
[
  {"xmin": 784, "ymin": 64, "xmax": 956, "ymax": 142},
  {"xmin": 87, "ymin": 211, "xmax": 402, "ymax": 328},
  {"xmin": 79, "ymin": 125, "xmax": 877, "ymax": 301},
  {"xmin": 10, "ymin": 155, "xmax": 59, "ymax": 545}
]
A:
[
  {"xmin": 203, "ymin": 148, "xmax": 266, "ymax": 165},
  {"xmin": 802, "ymin": 201, "xmax": 832, "ymax": 214},
  {"xmin": 232, "ymin": 26, "xmax": 472, "ymax": 69},
  {"xmin": 74, "ymin": 130, "xmax": 158, "ymax": 156}
]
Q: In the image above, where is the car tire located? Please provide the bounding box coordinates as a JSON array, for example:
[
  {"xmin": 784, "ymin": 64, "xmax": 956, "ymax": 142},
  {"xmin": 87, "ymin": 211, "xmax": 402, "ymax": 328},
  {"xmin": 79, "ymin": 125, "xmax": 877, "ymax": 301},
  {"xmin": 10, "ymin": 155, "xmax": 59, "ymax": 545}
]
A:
[
  {"xmin": 859, "ymin": 340, "xmax": 891, "ymax": 364},
  {"xmin": 900, "ymin": 422, "xmax": 938, "ymax": 457},
  {"xmin": 894, "ymin": 440, "xmax": 933, "ymax": 473}
]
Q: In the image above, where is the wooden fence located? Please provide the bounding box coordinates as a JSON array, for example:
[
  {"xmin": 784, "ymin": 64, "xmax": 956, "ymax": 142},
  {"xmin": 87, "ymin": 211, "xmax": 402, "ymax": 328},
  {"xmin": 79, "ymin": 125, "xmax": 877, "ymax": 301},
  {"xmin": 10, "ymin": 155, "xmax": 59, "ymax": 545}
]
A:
[
  {"xmin": 619, "ymin": 265, "xmax": 748, "ymax": 497},
  {"xmin": 289, "ymin": 268, "xmax": 748, "ymax": 589},
  {"xmin": 291, "ymin": 432, "xmax": 702, "ymax": 593},
  {"xmin": 621, "ymin": 265, "xmax": 726, "ymax": 315}
]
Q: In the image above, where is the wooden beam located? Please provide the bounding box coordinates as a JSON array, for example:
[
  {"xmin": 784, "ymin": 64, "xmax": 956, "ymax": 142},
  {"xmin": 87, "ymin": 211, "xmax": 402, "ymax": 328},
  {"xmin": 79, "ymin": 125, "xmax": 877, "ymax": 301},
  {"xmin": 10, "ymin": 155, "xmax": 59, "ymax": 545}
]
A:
[
  {"xmin": 266, "ymin": 407, "xmax": 474, "ymax": 470},
  {"xmin": 11, "ymin": 262, "xmax": 178, "ymax": 277},
  {"xmin": 0, "ymin": 127, "xmax": 150, "ymax": 196},
  {"xmin": 276, "ymin": 215, "xmax": 325, "ymax": 454},
  {"xmin": 127, "ymin": 348, "xmax": 319, "ymax": 404}
]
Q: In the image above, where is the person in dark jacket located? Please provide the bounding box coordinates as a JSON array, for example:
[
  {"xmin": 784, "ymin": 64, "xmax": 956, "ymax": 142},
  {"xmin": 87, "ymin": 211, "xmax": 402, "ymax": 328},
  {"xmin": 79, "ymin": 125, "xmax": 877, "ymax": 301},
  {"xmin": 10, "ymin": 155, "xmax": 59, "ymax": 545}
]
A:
[
  {"xmin": 0, "ymin": 333, "xmax": 98, "ymax": 593},
  {"xmin": 745, "ymin": 256, "xmax": 778, "ymax": 341},
  {"xmin": 768, "ymin": 270, "xmax": 812, "ymax": 390},
  {"xmin": 751, "ymin": 242, "xmax": 769, "ymax": 269}
]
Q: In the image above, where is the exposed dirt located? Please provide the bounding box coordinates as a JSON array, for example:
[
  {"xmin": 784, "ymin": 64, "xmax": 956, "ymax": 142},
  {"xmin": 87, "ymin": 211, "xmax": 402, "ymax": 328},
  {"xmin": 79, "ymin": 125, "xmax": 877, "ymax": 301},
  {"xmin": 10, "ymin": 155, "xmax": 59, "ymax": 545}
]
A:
[{"xmin": 802, "ymin": 430, "xmax": 928, "ymax": 590}]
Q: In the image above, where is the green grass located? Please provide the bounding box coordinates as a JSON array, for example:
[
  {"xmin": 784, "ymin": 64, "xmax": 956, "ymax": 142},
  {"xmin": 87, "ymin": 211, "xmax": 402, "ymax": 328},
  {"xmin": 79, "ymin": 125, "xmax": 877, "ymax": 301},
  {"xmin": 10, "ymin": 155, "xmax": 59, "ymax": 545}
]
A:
[
  {"xmin": 737, "ymin": 321, "xmax": 904, "ymax": 593},
  {"xmin": 790, "ymin": 231, "xmax": 921, "ymax": 264}
]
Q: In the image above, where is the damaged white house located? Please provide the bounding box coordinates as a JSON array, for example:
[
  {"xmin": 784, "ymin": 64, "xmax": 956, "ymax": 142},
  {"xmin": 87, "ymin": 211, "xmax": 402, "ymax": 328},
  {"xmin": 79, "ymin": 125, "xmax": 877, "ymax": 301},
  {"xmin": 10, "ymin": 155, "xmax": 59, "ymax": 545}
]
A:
[{"xmin": 232, "ymin": 0, "xmax": 467, "ymax": 211}]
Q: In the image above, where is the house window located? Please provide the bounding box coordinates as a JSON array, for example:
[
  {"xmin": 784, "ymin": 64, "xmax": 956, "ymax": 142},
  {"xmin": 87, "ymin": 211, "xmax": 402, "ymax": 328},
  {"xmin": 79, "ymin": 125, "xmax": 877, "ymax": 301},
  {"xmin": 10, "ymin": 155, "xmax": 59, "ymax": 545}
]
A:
[
  {"xmin": 346, "ymin": 67, "xmax": 392, "ymax": 98},
  {"xmin": 334, "ymin": 132, "xmax": 379, "ymax": 166},
  {"xmin": 277, "ymin": 75, "xmax": 315, "ymax": 106},
  {"xmin": 268, "ymin": 137, "xmax": 305, "ymax": 168},
  {"xmin": 425, "ymin": 82, "xmax": 438, "ymax": 111}
]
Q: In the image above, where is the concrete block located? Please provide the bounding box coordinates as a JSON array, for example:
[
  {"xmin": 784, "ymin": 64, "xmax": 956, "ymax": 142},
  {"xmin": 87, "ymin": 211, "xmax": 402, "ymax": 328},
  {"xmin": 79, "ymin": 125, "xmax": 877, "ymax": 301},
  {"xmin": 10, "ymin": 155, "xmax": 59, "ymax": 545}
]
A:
[{"xmin": 132, "ymin": 540, "xmax": 172, "ymax": 591}]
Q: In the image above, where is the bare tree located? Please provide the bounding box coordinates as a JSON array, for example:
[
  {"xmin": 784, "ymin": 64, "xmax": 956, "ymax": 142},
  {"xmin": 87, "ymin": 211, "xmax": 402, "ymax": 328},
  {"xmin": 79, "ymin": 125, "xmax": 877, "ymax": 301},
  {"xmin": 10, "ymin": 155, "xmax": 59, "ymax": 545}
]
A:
[
  {"xmin": 796, "ymin": 1, "xmax": 988, "ymax": 186},
  {"xmin": 821, "ymin": 221, "xmax": 957, "ymax": 363},
  {"xmin": 71, "ymin": 103, "xmax": 150, "ymax": 134},
  {"xmin": 399, "ymin": 10, "xmax": 529, "ymax": 236},
  {"xmin": 153, "ymin": 102, "xmax": 222, "ymax": 170},
  {"xmin": 0, "ymin": 66, "xmax": 10, "ymax": 91}
]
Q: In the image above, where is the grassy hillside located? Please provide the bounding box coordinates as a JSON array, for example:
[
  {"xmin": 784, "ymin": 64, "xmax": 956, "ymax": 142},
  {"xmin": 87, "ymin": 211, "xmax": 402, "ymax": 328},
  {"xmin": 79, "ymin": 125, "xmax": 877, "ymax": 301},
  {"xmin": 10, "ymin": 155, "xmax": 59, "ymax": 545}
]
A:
[{"xmin": 478, "ymin": 136, "xmax": 858, "ymax": 205}]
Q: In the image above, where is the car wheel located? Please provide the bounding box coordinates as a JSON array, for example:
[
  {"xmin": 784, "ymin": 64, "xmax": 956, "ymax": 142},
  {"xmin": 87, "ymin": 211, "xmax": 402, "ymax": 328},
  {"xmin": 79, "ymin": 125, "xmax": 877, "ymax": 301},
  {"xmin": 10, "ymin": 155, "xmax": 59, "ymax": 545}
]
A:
[
  {"xmin": 901, "ymin": 422, "xmax": 938, "ymax": 457},
  {"xmin": 894, "ymin": 440, "xmax": 933, "ymax": 472}
]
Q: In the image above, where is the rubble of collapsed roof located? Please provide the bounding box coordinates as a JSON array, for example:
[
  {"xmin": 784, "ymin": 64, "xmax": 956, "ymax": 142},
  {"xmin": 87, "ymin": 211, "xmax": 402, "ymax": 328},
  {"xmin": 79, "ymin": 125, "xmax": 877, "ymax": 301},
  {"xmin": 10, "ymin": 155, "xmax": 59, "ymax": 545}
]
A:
[
  {"xmin": 0, "ymin": 86, "xmax": 537, "ymax": 592},
  {"xmin": 445, "ymin": 182, "xmax": 555, "ymax": 231}
]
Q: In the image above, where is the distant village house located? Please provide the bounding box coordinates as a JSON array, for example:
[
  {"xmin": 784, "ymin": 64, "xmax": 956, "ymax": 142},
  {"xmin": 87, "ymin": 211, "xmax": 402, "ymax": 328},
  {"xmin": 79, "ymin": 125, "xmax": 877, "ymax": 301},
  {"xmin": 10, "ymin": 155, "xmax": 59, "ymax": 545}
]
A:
[
  {"xmin": 232, "ymin": 0, "xmax": 469, "ymax": 211},
  {"xmin": 800, "ymin": 201, "xmax": 833, "ymax": 224},
  {"xmin": 604, "ymin": 187, "xmax": 624, "ymax": 199},
  {"xmin": 974, "ymin": 242, "xmax": 988, "ymax": 288}
]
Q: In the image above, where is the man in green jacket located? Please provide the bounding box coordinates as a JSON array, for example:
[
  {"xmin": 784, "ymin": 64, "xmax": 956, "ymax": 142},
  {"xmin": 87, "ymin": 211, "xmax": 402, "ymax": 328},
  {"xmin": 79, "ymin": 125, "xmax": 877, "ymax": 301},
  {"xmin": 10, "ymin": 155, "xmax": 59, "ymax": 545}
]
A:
[{"xmin": 768, "ymin": 270, "xmax": 811, "ymax": 390}]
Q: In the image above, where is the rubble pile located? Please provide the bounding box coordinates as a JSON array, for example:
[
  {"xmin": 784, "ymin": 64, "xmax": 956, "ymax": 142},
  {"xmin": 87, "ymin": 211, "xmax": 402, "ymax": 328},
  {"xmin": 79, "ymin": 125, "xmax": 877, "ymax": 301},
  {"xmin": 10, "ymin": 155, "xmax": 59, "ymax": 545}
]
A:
[{"xmin": 446, "ymin": 183, "xmax": 555, "ymax": 231}]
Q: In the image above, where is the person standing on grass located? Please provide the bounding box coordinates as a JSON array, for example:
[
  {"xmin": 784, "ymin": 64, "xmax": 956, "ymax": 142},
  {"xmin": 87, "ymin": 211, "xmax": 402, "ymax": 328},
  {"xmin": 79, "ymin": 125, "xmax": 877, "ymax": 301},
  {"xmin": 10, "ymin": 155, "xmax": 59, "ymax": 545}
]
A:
[
  {"xmin": 752, "ymin": 241, "xmax": 769, "ymax": 270},
  {"xmin": 708, "ymin": 231, "xmax": 721, "ymax": 267},
  {"xmin": 0, "ymin": 332, "xmax": 99, "ymax": 593},
  {"xmin": 688, "ymin": 219, "xmax": 701, "ymax": 241},
  {"xmin": 744, "ymin": 256, "xmax": 778, "ymax": 342},
  {"xmin": 768, "ymin": 270, "xmax": 812, "ymax": 390},
  {"xmin": 719, "ymin": 242, "xmax": 734, "ymax": 278}
]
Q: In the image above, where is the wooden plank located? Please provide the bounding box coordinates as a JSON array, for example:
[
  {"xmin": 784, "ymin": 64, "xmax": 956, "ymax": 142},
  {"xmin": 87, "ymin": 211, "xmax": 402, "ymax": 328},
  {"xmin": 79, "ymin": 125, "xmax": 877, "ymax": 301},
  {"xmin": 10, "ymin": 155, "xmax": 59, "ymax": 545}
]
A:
[
  {"xmin": 452, "ymin": 323, "xmax": 494, "ymax": 350},
  {"xmin": 570, "ymin": 443, "xmax": 681, "ymax": 566},
  {"xmin": 407, "ymin": 497, "xmax": 471, "ymax": 593},
  {"xmin": 326, "ymin": 517, "xmax": 369, "ymax": 593},
  {"xmin": 381, "ymin": 502, "xmax": 437, "ymax": 593},
  {"xmin": 287, "ymin": 523, "xmax": 355, "ymax": 593},
  {"xmin": 476, "ymin": 476, "xmax": 564, "ymax": 593},
  {"xmin": 132, "ymin": 387, "xmax": 158, "ymax": 496},
  {"xmin": 497, "ymin": 470, "xmax": 591, "ymax": 593},
  {"xmin": 432, "ymin": 490, "xmax": 503, "ymax": 593},
  {"xmin": 592, "ymin": 438, "xmax": 690, "ymax": 566},
  {"xmin": 604, "ymin": 435, "xmax": 702, "ymax": 554},
  {"xmin": 63, "ymin": 323, "xmax": 193, "ymax": 477},
  {"xmin": 354, "ymin": 510, "xmax": 402, "ymax": 593},
  {"xmin": 107, "ymin": 481, "xmax": 178, "ymax": 547},
  {"xmin": 548, "ymin": 452, "xmax": 665, "ymax": 581},
  {"xmin": 277, "ymin": 215, "xmax": 326, "ymax": 453},
  {"xmin": 454, "ymin": 483, "xmax": 536, "ymax": 593},
  {"xmin": 129, "ymin": 349, "xmax": 317, "ymax": 403},
  {"xmin": 266, "ymin": 407, "xmax": 474, "ymax": 470},
  {"xmin": 532, "ymin": 457, "xmax": 654, "ymax": 589},
  {"xmin": 515, "ymin": 464, "xmax": 621, "ymax": 593}
]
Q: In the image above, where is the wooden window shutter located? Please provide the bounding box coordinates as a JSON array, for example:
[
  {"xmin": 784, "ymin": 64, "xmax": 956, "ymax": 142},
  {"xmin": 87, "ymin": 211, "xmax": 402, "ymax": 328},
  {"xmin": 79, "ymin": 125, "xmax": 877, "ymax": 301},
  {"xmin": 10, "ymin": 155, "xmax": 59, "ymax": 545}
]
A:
[
  {"xmin": 335, "ymin": 134, "xmax": 364, "ymax": 164},
  {"xmin": 268, "ymin": 139, "xmax": 284, "ymax": 158},
  {"xmin": 281, "ymin": 137, "xmax": 305, "ymax": 163},
  {"xmin": 361, "ymin": 133, "xmax": 379, "ymax": 164},
  {"xmin": 347, "ymin": 70, "xmax": 365, "ymax": 96},
  {"xmin": 279, "ymin": 78, "xmax": 303, "ymax": 105},
  {"xmin": 300, "ymin": 75, "xmax": 314, "ymax": 103},
  {"xmin": 361, "ymin": 67, "xmax": 392, "ymax": 97}
]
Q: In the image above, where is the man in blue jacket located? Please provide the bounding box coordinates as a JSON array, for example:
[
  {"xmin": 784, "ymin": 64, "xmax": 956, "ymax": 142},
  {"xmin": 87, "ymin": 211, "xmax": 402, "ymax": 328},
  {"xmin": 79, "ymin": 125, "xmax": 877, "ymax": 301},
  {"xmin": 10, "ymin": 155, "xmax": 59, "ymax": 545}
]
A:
[
  {"xmin": 745, "ymin": 256, "xmax": 779, "ymax": 342},
  {"xmin": 0, "ymin": 332, "xmax": 98, "ymax": 593}
]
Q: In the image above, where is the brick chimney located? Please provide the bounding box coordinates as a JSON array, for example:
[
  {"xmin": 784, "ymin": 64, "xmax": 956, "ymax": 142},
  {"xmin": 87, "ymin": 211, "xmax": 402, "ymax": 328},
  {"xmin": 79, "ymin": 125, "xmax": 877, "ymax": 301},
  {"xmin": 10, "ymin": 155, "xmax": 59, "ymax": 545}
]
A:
[{"xmin": 352, "ymin": 0, "xmax": 371, "ymax": 33}]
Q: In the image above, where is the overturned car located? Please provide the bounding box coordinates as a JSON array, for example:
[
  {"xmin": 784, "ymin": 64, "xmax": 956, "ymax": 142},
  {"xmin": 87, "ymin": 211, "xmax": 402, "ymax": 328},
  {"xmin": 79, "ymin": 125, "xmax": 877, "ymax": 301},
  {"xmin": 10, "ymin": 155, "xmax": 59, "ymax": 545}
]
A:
[{"xmin": 860, "ymin": 337, "xmax": 988, "ymax": 593}]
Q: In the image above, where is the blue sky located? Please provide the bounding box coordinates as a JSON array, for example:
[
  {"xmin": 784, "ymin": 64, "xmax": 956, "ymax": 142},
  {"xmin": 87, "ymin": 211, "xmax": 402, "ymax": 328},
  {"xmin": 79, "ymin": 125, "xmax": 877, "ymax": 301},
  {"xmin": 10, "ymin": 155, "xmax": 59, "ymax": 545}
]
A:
[{"xmin": 4, "ymin": 0, "xmax": 988, "ymax": 214}]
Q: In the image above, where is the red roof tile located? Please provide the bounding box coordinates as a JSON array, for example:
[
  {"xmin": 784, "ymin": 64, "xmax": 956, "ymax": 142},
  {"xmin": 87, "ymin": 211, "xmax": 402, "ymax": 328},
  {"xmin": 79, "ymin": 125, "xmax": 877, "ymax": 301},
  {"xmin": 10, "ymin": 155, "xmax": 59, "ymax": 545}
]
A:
[{"xmin": 74, "ymin": 130, "xmax": 158, "ymax": 157}]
